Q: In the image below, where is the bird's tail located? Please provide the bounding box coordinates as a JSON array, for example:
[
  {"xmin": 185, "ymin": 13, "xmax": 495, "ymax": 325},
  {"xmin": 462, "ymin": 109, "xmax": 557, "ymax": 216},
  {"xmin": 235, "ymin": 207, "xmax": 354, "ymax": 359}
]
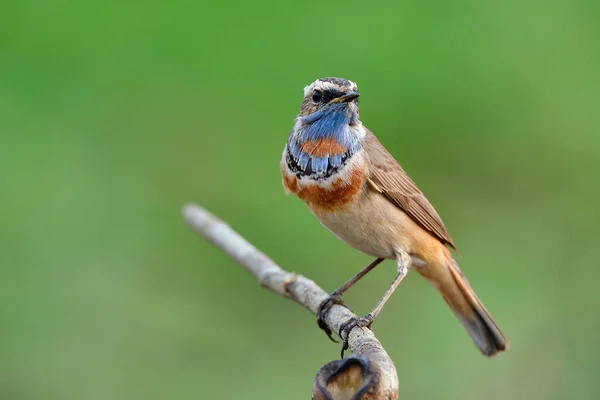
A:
[{"xmin": 419, "ymin": 255, "xmax": 508, "ymax": 357}]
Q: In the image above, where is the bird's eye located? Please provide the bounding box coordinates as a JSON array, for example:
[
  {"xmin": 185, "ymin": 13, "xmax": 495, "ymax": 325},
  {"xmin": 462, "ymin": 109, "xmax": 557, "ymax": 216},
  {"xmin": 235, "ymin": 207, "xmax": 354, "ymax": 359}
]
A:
[{"xmin": 312, "ymin": 89, "xmax": 323, "ymax": 103}]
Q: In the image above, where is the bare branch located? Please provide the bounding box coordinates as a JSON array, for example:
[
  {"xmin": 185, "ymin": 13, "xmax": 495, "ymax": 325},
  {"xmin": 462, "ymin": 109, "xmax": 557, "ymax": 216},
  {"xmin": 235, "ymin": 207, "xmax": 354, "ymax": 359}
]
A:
[{"xmin": 183, "ymin": 204, "xmax": 399, "ymax": 399}]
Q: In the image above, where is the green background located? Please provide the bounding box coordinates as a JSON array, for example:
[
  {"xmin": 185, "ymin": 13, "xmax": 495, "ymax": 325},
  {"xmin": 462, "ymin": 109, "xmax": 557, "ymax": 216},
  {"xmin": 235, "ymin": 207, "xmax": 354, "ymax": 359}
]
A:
[{"xmin": 2, "ymin": 0, "xmax": 599, "ymax": 399}]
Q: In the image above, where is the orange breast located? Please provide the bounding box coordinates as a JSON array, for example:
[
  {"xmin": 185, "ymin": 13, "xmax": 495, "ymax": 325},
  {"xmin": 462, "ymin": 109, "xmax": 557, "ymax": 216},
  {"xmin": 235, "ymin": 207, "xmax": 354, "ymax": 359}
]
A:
[{"xmin": 281, "ymin": 161, "xmax": 367, "ymax": 211}]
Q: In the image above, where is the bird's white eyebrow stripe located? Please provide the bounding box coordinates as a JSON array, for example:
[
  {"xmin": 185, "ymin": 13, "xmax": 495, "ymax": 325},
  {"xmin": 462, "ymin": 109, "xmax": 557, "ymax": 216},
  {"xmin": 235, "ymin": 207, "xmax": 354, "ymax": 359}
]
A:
[{"xmin": 303, "ymin": 80, "xmax": 358, "ymax": 98}]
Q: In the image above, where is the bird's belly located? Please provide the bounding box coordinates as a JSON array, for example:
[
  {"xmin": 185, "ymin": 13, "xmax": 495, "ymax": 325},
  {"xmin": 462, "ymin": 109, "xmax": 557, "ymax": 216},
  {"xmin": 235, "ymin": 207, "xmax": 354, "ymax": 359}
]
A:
[{"xmin": 310, "ymin": 190, "xmax": 420, "ymax": 260}]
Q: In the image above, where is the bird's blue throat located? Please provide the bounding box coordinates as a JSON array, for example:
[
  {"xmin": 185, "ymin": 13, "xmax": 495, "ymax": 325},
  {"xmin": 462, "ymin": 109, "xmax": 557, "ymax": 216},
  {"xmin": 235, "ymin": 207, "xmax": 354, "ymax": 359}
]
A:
[{"xmin": 287, "ymin": 103, "xmax": 361, "ymax": 179}]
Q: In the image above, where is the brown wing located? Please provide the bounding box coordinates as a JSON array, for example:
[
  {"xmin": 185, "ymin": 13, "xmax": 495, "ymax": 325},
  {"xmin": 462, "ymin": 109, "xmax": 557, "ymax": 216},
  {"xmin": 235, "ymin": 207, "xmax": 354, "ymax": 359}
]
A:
[{"xmin": 363, "ymin": 129, "xmax": 457, "ymax": 250}]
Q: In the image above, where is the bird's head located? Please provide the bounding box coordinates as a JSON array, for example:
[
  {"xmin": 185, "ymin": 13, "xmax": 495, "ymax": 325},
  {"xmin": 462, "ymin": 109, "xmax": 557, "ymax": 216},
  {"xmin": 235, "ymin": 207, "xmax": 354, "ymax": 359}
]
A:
[{"xmin": 299, "ymin": 77, "xmax": 360, "ymax": 118}]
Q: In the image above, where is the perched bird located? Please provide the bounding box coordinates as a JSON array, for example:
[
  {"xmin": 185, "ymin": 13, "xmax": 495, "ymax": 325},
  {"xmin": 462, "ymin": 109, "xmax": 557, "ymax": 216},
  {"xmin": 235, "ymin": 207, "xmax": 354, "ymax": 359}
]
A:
[{"xmin": 280, "ymin": 77, "xmax": 508, "ymax": 357}]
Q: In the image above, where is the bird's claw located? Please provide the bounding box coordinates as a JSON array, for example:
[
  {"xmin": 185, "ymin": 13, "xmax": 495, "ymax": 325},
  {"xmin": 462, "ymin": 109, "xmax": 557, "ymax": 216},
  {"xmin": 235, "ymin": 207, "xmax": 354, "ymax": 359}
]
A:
[
  {"xmin": 338, "ymin": 314, "xmax": 374, "ymax": 358},
  {"xmin": 317, "ymin": 293, "xmax": 346, "ymax": 343}
]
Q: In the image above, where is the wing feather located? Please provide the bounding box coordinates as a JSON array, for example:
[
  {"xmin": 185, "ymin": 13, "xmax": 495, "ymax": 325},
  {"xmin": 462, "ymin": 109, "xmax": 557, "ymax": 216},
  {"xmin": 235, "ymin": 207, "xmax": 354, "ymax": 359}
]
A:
[{"xmin": 363, "ymin": 129, "xmax": 457, "ymax": 250}]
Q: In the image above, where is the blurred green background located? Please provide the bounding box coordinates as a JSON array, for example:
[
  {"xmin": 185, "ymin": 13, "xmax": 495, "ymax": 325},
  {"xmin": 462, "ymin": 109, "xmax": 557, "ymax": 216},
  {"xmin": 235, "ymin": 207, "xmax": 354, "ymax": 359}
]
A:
[{"xmin": 2, "ymin": 0, "xmax": 599, "ymax": 399}]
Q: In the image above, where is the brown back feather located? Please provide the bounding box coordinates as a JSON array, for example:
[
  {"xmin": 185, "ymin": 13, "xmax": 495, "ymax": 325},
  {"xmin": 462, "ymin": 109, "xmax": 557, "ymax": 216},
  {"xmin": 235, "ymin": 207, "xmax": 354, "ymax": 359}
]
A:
[{"xmin": 363, "ymin": 129, "xmax": 457, "ymax": 250}]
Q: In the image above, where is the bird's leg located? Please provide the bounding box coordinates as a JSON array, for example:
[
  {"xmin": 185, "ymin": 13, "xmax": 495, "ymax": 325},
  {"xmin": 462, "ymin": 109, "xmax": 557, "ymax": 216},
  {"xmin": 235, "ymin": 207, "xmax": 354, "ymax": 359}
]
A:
[
  {"xmin": 338, "ymin": 250, "xmax": 412, "ymax": 358},
  {"xmin": 317, "ymin": 258, "xmax": 385, "ymax": 342}
]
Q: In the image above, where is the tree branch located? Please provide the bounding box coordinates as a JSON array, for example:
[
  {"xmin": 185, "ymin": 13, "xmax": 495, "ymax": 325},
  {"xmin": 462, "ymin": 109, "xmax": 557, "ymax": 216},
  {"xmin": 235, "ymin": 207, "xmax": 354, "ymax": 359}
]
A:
[{"xmin": 182, "ymin": 204, "xmax": 399, "ymax": 399}]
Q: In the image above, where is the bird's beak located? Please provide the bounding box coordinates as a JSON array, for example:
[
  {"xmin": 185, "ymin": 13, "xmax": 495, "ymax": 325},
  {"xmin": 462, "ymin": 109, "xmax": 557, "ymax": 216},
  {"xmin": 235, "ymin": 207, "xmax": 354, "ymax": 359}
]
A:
[{"xmin": 329, "ymin": 91, "xmax": 360, "ymax": 103}]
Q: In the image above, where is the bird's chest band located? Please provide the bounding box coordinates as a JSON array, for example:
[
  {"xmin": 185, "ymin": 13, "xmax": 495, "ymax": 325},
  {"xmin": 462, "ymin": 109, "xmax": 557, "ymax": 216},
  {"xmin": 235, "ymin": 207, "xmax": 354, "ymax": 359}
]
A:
[
  {"xmin": 285, "ymin": 137, "xmax": 359, "ymax": 179},
  {"xmin": 282, "ymin": 159, "xmax": 367, "ymax": 211}
]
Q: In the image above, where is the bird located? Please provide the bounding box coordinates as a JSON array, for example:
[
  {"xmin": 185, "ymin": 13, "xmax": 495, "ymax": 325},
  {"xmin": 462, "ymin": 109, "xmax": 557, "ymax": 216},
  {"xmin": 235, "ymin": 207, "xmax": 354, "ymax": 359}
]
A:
[{"xmin": 280, "ymin": 77, "xmax": 508, "ymax": 358}]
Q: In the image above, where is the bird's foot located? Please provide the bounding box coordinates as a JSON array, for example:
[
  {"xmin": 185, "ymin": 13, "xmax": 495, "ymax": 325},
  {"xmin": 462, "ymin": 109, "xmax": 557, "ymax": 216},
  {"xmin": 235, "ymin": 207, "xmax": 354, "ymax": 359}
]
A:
[
  {"xmin": 338, "ymin": 314, "xmax": 374, "ymax": 358},
  {"xmin": 317, "ymin": 293, "xmax": 347, "ymax": 343}
]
